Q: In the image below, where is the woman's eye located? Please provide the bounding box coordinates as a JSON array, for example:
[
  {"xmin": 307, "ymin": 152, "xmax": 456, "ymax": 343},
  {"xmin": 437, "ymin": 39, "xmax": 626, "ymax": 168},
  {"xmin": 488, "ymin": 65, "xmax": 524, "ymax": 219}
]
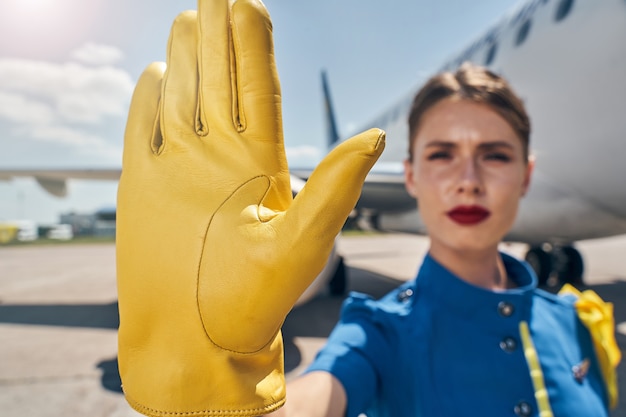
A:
[
  {"xmin": 427, "ymin": 151, "xmax": 452, "ymax": 161},
  {"xmin": 484, "ymin": 152, "xmax": 511, "ymax": 162}
]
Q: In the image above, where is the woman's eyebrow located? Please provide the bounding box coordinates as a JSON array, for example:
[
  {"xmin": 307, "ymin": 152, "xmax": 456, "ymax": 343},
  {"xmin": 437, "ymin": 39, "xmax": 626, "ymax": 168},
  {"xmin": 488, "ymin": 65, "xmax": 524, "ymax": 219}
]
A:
[
  {"xmin": 478, "ymin": 141, "xmax": 516, "ymax": 151},
  {"xmin": 424, "ymin": 140, "xmax": 456, "ymax": 148},
  {"xmin": 424, "ymin": 140, "xmax": 515, "ymax": 149}
]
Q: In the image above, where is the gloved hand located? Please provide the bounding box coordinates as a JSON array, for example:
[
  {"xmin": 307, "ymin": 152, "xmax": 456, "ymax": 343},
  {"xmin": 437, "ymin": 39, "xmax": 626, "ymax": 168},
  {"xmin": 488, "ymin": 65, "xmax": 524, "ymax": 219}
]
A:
[{"xmin": 116, "ymin": 0, "xmax": 385, "ymax": 416}]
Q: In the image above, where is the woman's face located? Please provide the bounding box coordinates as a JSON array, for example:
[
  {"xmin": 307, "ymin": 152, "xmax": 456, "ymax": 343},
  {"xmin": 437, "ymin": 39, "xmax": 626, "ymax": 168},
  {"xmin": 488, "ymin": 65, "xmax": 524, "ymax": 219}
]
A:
[{"xmin": 404, "ymin": 98, "xmax": 533, "ymax": 255}]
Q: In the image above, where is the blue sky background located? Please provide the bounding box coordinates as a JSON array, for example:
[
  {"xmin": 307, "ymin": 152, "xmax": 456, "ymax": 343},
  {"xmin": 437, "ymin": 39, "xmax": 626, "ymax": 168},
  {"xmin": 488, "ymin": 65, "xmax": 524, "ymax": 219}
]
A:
[{"xmin": 0, "ymin": 0, "xmax": 520, "ymax": 223}]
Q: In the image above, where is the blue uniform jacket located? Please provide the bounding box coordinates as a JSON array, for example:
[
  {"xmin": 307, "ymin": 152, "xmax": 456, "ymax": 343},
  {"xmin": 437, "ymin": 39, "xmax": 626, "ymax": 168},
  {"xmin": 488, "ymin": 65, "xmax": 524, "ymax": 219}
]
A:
[{"xmin": 307, "ymin": 253, "xmax": 611, "ymax": 417}]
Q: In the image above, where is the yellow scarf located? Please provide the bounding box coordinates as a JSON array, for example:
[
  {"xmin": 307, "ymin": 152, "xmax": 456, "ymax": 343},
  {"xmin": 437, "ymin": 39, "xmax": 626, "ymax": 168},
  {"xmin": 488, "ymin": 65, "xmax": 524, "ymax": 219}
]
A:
[{"xmin": 559, "ymin": 284, "xmax": 621, "ymax": 409}]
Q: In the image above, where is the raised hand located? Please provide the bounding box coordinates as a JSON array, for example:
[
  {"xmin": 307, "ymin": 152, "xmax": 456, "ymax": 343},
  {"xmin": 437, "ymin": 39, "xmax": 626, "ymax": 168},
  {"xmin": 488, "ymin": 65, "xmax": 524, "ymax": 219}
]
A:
[{"xmin": 116, "ymin": 1, "xmax": 384, "ymax": 415}]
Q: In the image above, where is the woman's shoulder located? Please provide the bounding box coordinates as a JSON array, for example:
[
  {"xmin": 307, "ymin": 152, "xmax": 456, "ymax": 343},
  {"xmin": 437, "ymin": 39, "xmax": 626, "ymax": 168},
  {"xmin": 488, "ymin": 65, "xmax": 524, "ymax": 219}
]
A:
[
  {"xmin": 530, "ymin": 286, "xmax": 586, "ymax": 326},
  {"xmin": 533, "ymin": 285, "xmax": 577, "ymax": 307},
  {"xmin": 340, "ymin": 280, "xmax": 418, "ymax": 322}
]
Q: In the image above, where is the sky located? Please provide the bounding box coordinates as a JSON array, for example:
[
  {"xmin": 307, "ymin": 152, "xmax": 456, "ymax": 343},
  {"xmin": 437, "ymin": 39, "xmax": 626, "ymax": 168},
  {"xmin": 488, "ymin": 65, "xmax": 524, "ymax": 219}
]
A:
[{"xmin": 0, "ymin": 0, "xmax": 521, "ymax": 224}]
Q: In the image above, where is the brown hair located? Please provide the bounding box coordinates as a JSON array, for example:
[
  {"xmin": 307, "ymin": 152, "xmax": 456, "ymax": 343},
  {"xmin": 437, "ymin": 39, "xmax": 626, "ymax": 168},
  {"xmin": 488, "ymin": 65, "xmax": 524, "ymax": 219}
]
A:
[{"xmin": 407, "ymin": 62, "xmax": 530, "ymax": 161}]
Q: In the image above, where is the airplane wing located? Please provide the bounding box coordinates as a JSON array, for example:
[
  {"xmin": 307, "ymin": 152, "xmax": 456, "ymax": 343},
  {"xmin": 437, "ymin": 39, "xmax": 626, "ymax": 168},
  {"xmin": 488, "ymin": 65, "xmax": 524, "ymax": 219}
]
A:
[
  {"xmin": 0, "ymin": 166, "xmax": 413, "ymax": 213},
  {"xmin": 0, "ymin": 168, "xmax": 122, "ymax": 197}
]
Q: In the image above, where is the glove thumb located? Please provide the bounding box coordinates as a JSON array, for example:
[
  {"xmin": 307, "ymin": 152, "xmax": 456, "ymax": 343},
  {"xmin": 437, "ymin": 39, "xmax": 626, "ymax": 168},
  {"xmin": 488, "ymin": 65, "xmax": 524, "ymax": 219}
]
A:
[{"xmin": 286, "ymin": 128, "xmax": 385, "ymax": 244}]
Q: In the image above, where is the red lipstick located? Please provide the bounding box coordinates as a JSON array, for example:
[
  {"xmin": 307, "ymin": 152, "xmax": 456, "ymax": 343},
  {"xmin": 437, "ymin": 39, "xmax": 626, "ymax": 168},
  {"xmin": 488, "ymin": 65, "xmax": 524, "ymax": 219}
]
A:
[{"xmin": 447, "ymin": 205, "xmax": 490, "ymax": 225}]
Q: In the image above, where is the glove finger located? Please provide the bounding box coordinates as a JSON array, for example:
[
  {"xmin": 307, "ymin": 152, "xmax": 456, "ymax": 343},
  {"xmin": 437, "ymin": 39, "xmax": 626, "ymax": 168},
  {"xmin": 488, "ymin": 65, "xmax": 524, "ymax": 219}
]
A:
[
  {"xmin": 286, "ymin": 128, "xmax": 385, "ymax": 244},
  {"xmin": 197, "ymin": 0, "xmax": 236, "ymax": 134},
  {"xmin": 161, "ymin": 11, "xmax": 201, "ymax": 144},
  {"xmin": 122, "ymin": 62, "xmax": 166, "ymax": 166},
  {"xmin": 230, "ymin": 0, "xmax": 281, "ymax": 141},
  {"xmin": 229, "ymin": 0, "xmax": 292, "ymax": 212}
]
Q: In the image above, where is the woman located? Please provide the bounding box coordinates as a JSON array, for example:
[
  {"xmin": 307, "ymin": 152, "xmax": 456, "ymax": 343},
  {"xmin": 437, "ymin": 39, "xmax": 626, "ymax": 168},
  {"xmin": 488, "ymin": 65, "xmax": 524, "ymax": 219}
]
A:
[{"xmin": 270, "ymin": 63, "xmax": 620, "ymax": 417}]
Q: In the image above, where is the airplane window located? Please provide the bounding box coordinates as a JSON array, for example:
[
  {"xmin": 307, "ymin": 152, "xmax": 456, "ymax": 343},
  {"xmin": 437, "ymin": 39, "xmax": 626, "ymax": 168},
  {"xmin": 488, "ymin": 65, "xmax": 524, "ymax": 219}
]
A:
[
  {"xmin": 515, "ymin": 19, "xmax": 532, "ymax": 47},
  {"xmin": 555, "ymin": 0, "xmax": 574, "ymax": 22},
  {"xmin": 485, "ymin": 43, "xmax": 497, "ymax": 66}
]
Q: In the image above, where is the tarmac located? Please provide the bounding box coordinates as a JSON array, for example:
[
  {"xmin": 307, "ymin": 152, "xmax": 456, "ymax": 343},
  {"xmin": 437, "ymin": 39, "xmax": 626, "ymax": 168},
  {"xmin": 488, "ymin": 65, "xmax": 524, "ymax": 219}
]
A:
[{"xmin": 1, "ymin": 233, "xmax": 625, "ymax": 416}]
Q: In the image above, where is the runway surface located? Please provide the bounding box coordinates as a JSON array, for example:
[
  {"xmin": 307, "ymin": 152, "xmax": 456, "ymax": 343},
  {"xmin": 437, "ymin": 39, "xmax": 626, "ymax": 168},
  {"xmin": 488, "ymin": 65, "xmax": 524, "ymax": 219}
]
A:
[{"xmin": 1, "ymin": 233, "xmax": 625, "ymax": 416}]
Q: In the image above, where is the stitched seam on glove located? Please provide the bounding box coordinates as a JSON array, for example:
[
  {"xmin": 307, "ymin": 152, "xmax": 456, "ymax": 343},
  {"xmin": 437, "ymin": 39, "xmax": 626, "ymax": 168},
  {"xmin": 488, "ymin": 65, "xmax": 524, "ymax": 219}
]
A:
[
  {"xmin": 196, "ymin": 174, "xmax": 283, "ymax": 354},
  {"xmin": 125, "ymin": 391, "xmax": 286, "ymax": 416}
]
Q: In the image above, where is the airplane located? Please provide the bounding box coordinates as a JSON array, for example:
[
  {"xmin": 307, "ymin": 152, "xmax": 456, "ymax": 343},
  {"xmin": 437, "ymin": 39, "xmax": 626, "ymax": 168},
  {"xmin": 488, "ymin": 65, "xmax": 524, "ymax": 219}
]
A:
[
  {"xmin": 299, "ymin": 0, "xmax": 626, "ymax": 287},
  {"xmin": 2, "ymin": 0, "xmax": 626, "ymax": 292}
]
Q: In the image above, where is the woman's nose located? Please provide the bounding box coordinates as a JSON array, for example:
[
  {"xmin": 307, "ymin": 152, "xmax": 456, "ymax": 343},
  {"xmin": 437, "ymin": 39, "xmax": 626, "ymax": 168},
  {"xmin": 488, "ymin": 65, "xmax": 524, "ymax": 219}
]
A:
[{"xmin": 456, "ymin": 159, "xmax": 484, "ymax": 195}]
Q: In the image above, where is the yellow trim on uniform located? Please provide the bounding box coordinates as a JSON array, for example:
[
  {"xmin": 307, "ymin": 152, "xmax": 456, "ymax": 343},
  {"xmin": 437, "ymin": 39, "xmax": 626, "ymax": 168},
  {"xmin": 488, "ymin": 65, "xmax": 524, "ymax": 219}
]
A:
[
  {"xmin": 559, "ymin": 284, "xmax": 621, "ymax": 409},
  {"xmin": 519, "ymin": 320, "xmax": 554, "ymax": 417}
]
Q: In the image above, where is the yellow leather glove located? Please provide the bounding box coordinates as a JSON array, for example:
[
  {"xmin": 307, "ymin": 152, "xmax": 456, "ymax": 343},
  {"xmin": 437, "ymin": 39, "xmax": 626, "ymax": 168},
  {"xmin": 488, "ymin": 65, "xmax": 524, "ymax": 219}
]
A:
[{"xmin": 116, "ymin": 0, "xmax": 385, "ymax": 416}]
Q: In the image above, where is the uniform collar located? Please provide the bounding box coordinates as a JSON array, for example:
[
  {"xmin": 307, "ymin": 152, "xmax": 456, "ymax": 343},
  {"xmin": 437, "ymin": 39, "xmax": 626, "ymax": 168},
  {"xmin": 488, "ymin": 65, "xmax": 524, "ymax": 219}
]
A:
[{"xmin": 414, "ymin": 252, "xmax": 538, "ymax": 320}]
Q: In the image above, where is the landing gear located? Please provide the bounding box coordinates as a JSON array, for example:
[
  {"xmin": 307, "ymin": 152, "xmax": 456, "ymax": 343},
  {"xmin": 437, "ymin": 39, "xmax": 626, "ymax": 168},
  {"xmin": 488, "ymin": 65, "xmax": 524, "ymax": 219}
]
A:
[
  {"xmin": 555, "ymin": 246, "xmax": 584, "ymax": 285},
  {"xmin": 328, "ymin": 256, "xmax": 347, "ymax": 296},
  {"xmin": 524, "ymin": 244, "xmax": 584, "ymax": 287},
  {"xmin": 525, "ymin": 246, "xmax": 553, "ymax": 286}
]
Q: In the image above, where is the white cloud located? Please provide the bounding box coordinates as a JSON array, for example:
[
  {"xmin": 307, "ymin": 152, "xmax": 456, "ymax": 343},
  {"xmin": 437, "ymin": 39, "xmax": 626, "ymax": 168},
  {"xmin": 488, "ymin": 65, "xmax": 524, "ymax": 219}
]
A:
[
  {"xmin": 0, "ymin": 48, "xmax": 133, "ymax": 161},
  {"xmin": 24, "ymin": 124, "xmax": 122, "ymax": 161},
  {"xmin": 27, "ymin": 125, "xmax": 108, "ymax": 147},
  {"xmin": 54, "ymin": 64, "xmax": 134, "ymax": 123},
  {"xmin": 71, "ymin": 42, "xmax": 124, "ymax": 66},
  {"xmin": 0, "ymin": 58, "xmax": 135, "ymax": 125},
  {"xmin": 0, "ymin": 91, "xmax": 54, "ymax": 124}
]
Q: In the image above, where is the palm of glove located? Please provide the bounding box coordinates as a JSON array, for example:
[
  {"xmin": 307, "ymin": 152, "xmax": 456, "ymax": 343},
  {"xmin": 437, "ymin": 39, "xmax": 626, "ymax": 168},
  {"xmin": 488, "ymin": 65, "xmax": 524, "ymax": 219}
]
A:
[{"xmin": 116, "ymin": 1, "xmax": 384, "ymax": 415}]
